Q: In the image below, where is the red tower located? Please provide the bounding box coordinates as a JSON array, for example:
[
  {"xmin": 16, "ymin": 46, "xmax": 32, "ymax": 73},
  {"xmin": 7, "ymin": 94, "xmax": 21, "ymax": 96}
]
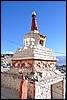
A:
[{"xmin": 31, "ymin": 11, "xmax": 38, "ymax": 31}]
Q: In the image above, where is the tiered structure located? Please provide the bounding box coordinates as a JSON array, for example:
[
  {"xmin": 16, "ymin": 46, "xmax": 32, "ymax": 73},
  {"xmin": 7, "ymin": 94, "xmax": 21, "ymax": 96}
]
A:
[{"xmin": 12, "ymin": 12, "xmax": 65, "ymax": 99}]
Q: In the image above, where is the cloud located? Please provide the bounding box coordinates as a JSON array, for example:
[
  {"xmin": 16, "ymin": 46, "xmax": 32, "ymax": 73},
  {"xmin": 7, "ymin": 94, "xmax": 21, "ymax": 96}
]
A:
[{"xmin": 2, "ymin": 51, "xmax": 14, "ymax": 54}]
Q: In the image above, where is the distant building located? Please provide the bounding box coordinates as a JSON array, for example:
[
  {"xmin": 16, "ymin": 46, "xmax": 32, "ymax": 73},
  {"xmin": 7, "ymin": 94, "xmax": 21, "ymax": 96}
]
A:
[
  {"xmin": 1, "ymin": 54, "xmax": 13, "ymax": 70},
  {"xmin": 11, "ymin": 12, "xmax": 65, "ymax": 99}
]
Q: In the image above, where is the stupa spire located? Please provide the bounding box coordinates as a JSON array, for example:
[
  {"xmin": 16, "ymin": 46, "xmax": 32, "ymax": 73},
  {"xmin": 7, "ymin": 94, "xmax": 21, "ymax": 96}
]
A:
[{"xmin": 31, "ymin": 11, "xmax": 38, "ymax": 31}]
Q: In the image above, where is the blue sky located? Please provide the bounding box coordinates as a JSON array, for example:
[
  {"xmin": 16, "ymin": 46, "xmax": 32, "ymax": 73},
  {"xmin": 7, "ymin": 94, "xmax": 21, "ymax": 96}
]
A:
[{"xmin": 1, "ymin": 1, "xmax": 66, "ymax": 56}]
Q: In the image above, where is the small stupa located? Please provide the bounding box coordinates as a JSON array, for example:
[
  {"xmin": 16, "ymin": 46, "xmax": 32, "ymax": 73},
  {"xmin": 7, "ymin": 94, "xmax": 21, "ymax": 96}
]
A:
[{"xmin": 11, "ymin": 11, "xmax": 65, "ymax": 99}]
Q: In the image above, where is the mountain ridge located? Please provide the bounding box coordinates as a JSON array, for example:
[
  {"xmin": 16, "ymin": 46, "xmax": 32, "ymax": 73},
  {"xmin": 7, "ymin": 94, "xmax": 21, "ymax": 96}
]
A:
[{"xmin": 56, "ymin": 56, "xmax": 66, "ymax": 66}]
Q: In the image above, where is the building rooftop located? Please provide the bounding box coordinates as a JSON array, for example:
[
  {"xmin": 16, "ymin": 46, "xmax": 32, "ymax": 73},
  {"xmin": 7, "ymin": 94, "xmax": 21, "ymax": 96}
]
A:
[{"xmin": 12, "ymin": 45, "xmax": 57, "ymax": 61}]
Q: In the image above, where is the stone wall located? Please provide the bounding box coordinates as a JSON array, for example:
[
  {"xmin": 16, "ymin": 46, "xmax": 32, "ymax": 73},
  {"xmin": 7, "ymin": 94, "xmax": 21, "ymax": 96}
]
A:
[
  {"xmin": 34, "ymin": 79, "xmax": 65, "ymax": 99},
  {"xmin": 35, "ymin": 82, "xmax": 51, "ymax": 99},
  {"xmin": 51, "ymin": 81, "xmax": 64, "ymax": 99},
  {"xmin": 1, "ymin": 72, "xmax": 22, "ymax": 92}
]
